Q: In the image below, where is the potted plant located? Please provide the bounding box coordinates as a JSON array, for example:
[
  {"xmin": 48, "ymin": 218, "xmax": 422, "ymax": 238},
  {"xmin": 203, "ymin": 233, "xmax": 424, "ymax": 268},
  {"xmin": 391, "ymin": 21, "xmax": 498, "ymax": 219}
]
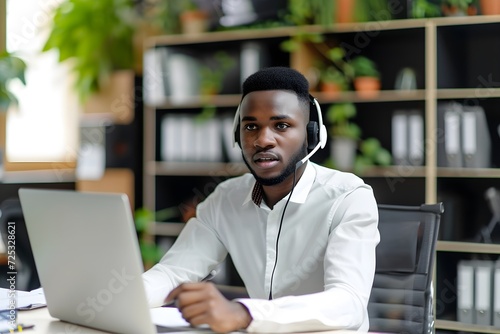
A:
[
  {"xmin": 0, "ymin": 52, "xmax": 27, "ymax": 175},
  {"xmin": 42, "ymin": 0, "xmax": 137, "ymax": 108},
  {"xmin": 350, "ymin": 55, "xmax": 381, "ymax": 98},
  {"xmin": 326, "ymin": 102, "xmax": 361, "ymax": 170},
  {"xmin": 441, "ymin": 0, "xmax": 477, "ymax": 16},
  {"xmin": 319, "ymin": 65, "xmax": 349, "ymax": 97},
  {"xmin": 179, "ymin": 0, "xmax": 210, "ymax": 35}
]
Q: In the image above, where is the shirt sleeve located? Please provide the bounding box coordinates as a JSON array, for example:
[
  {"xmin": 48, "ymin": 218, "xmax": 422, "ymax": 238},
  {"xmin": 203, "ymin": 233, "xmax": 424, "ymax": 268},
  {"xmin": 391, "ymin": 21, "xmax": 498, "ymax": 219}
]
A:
[
  {"xmin": 142, "ymin": 215, "xmax": 228, "ymax": 308},
  {"xmin": 237, "ymin": 185, "xmax": 379, "ymax": 333}
]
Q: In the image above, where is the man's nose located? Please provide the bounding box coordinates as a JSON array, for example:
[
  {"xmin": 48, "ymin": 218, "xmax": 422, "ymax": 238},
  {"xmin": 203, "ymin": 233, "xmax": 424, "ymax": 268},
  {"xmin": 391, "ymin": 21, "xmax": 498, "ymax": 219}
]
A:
[{"xmin": 254, "ymin": 127, "xmax": 276, "ymax": 148}]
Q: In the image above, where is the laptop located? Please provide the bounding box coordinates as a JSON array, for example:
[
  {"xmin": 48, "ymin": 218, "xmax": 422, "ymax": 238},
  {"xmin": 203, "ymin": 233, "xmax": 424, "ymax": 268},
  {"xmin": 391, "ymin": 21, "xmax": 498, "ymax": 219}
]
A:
[{"xmin": 18, "ymin": 188, "xmax": 200, "ymax": 334}]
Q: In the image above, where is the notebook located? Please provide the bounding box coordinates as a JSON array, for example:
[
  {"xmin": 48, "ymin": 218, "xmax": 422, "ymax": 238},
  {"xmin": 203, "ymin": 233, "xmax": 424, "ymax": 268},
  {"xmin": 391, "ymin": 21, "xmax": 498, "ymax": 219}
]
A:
[{"xmin": 18, "ymin": 188, "xmax": 206, "ymax": 334}]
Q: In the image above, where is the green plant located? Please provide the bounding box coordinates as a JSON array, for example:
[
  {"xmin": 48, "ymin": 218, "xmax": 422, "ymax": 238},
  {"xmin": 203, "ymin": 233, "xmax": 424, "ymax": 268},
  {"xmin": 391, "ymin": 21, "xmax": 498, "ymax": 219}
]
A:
[
  {"xmin": 199, "ymin": 51, "xmax": 236, "ymax": 96},
  {"xmin": 354, "ymin": 137, "xmax": 392, "ymax": 174},
  {"xmin": 325, "ymin": 103, "xmax": 391, "ymax": 174},
  {"xmin": 412, "ymin": 0, "xmax": 442, "ymax": 18},
  {"xmin": 152, "ymin": 0, "xmax": 201, "ymax": 34},
  {"xmin": 42, "ymin": 0, "xmax": 136, "ymax": 102},
  {"xmin": 0, "ymin": 52, "xmax": 27, "ymax": 111},
  {"xmin": 442, "ymin": 0, "xmax": 475, "ymax": 11},
  {"xmin": 350, "ymin": 56, "xmax": 380, "ymax": 78},
  {"xmin": 326, "ymin": 103, "xmax": 361, "ymax": 139},
  {"xmin": 134, "ymin": 206, "xmax": 180, "ymax": 266},
  {"xmin": 320, "ymin": 66, "xmax": 349, "ymax": 90}
]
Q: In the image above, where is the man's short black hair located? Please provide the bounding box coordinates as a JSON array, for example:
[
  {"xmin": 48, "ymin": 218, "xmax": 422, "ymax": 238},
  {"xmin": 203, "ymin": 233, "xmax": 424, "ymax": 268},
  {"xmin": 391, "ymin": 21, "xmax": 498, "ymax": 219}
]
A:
[{"xmin": 242, "ymin": 67, "xmax": 310, "ymax": 110}]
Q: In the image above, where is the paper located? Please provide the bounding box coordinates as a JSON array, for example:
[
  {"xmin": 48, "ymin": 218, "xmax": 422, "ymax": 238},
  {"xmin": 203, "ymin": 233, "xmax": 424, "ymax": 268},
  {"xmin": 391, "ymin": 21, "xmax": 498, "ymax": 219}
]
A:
[
  {"xmin": 150, "ymin": 307, "xmax": 190, "ymax": 327},
  {"xmin": 0, "ymin": 288, "xmax": 46, "ymax": 311}
]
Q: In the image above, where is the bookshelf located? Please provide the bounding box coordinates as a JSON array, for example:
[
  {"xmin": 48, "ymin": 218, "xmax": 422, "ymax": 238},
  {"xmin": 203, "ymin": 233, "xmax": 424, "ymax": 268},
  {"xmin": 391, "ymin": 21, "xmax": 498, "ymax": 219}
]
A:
[{"xmin": 143, "ymin": 16, "xmax": 500, "ymax": 331}]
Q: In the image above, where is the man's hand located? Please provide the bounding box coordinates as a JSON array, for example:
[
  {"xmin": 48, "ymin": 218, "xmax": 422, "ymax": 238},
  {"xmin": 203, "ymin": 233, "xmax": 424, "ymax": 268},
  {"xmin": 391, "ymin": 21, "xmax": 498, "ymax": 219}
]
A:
[{"xmin": 165, "ymin": 282, "xmax": 252, "ymax": 333}]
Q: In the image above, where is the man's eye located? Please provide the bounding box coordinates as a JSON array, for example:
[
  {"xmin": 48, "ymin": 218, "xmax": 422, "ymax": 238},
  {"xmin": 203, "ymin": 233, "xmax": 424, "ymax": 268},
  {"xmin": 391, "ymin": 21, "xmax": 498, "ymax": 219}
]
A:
[
  {"xmin": 244, "ymin": 124, "xmax": 257, "ymax": 131},
  {"xmin": 276, "ymin": 123, "xmax": 289, "ymax": 130}
]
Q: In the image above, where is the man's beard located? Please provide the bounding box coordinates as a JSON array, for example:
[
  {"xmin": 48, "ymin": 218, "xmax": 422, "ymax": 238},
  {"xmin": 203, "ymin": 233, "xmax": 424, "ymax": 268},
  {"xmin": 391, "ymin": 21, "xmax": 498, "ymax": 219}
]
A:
[{"xmin": 242, "ymin": 141, "xmax": 308, "ymax": 186}]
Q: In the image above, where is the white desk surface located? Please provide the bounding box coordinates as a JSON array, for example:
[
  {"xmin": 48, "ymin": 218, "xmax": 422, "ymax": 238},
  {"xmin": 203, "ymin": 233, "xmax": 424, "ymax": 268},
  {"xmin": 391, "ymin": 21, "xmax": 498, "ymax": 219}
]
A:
[
  {"xmin": 17, "ymin": 307, "xmax": 108, "ymax": 333},
  {"xmin": 16, "ymin": 307, "xmax": 363, "ymax": 334}
]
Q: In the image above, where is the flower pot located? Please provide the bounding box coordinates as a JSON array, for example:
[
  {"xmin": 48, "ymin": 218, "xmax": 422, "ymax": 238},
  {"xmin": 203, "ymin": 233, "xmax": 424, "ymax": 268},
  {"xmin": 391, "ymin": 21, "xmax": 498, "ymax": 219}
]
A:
[
  {"xmin": 336, "ymin": 0, "xmax": 356, "ymax": 23},
  {"xmin": 180, "ymin": 10, "xmax": 209, "ymax": 35},
  {"xmin": 354, "ymin": 77, "xmax": 381, "ymax": 99},
  {"xmin": 321, "ymin": 81, "xmax": 343, "ymax": 98},
  {"xmin": 331, "ymin": 137, "xmax": 357, "ymax": 171},
  {"xmin": 480, "ymin": 0, "xmax": 500, "ymax": 14}
]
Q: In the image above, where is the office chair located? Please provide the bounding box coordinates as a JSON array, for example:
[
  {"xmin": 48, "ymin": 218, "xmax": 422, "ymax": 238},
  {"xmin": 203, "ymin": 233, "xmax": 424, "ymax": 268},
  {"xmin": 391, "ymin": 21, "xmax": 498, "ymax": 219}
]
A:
[
  {"xmin": 0, "ymin": 198, "xmax": 40, "ymax": 291},
  {"xmin": 368, "ymin": 203, "xmax": 443, "ymax": 334}
]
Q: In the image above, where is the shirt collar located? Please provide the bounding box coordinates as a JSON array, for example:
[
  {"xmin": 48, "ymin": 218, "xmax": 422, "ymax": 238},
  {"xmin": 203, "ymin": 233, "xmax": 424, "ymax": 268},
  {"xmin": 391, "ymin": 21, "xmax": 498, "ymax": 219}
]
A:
[{"xmin": 243, "ymin": 162, "xmax": 317, "ymax": 207}]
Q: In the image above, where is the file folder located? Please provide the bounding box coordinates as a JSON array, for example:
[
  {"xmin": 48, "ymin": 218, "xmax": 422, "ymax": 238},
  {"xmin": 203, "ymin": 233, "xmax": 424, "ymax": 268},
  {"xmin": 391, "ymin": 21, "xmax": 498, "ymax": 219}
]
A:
[
  {"xmin": 143, "ymin": 47, "xmax": 169, "ymax": 106},
  {"xmin": 457, "ymin": 260, "xmax": 475, "ymax": 324},
  {"xmin": 461, "ymin": 106, "xmax": 491, "ymax": 168},
  {"xmin": 391, "ymin": 110, "xmax": 408, "ymax": 165},
  {"xmin": 437, "ymin": 102, "xmax": 464, "ymax": 168},
  {"xmin": 474, "ymin": 260, "xmax": 493, "ymax": 326},
  {"xmin": 494, "ymin": 260, "xmax": 500, "ymax": 327},
  {"xmin": 408, "ymin": 110, "xmax": 424, "ymax": 166}
]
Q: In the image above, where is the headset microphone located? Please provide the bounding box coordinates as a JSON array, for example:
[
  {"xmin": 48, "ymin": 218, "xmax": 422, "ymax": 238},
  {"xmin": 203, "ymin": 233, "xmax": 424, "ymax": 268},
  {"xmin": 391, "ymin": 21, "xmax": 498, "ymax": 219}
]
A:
[{"xmin": 295, "ymin": 97, "xmax": 327, "ymax": 169}]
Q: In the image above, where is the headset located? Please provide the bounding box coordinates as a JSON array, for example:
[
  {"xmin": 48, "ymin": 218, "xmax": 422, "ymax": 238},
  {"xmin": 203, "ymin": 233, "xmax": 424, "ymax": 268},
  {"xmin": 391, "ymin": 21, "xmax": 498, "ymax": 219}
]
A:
[{"xmin": 232, "ymin": 94, "xmax": 328, "ymax": 167}]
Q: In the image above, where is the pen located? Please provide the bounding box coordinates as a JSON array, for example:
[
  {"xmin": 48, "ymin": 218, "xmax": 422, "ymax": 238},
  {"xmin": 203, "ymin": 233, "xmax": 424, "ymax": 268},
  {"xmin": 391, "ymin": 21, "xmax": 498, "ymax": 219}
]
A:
[
  {"xmin": 163, "ymin": 270, "xmax": 218, "ymax": 307},
  {"xmin": 0, "ymin": 323, "xmax": 35, "ymax": 333},
  {"xmin": 201, "ymin": 270, "xmax": 217, "ymax": 282}
]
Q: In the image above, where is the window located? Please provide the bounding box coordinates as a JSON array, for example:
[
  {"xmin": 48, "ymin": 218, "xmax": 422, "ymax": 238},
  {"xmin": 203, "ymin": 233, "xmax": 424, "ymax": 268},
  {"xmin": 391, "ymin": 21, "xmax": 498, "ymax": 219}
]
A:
[{"xmin": 5, "ymin": 0, "xmax": 77, "ymax": 168}]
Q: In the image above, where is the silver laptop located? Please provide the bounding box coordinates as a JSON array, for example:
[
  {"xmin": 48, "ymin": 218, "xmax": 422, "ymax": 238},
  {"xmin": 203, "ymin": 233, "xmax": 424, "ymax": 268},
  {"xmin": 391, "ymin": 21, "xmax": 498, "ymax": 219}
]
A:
[{"xmin": 18, "ymin": 188, "xmax": 192, "ymax": 334}]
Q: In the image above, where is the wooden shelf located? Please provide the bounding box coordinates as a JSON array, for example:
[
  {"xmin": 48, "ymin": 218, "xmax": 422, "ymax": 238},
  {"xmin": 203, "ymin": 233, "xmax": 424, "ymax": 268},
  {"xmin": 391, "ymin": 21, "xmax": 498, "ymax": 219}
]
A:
[
  {"xmin": 0, "ymin": 169, "xmax": 76, "ymax": 184},
  {"xmin": 316, "ymin": 90, "xmax": 426, "ymax": 103},
  {"xmin": 437, "ymin": 88, "xmax": 500, "ymax": 99},
  {"xmin": 147, "ymin": 94, "xmax": 242, "ymax": 110},
  {"xmin": 145, "ymin": 16, "xmax": 500, "ymax": 48},
  {"xmin": 435, "ymin": 319, "xmax": 500, "ymax": 334},
  {"xmin": 436, "ymin": 168, "xmax": 500, "ymax": 178},
  {"xmin": 146, "ymin": 90, "xmax": 426, "ymax": 110},
  {"xmin": 437, "ymin": 241, "xmax": 500, "ymax": 254},
  {"xmin": 360, "ymin": 166, "xmax": 426, "ymax": 178},
  {"xmin": 146, "ymin": 161, "xmax": 248, "ymax": 177}
]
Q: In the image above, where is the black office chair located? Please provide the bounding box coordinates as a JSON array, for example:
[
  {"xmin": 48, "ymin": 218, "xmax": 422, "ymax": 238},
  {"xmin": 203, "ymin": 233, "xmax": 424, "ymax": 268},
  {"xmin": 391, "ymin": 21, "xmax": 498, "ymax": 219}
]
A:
[
  {"xmin": 0, "ymin": 198, "xmax": 40, "ymax": 291},
  {"xmin": 368, "ymin": 203, "xmax": 443, "ymax": 334}
]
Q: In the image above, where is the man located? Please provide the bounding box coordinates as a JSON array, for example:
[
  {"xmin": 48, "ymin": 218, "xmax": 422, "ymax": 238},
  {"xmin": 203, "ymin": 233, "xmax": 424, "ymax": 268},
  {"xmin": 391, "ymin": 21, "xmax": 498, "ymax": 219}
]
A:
[{"xmin": 143, "ymin": 67, "xmax": 379, "ymax": 333}]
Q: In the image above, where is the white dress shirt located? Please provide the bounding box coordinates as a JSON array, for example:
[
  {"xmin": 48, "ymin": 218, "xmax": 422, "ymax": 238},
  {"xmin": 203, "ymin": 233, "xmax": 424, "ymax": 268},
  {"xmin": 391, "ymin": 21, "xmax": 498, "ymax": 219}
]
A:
[{"xmin": 143, "ymin": 162, "xmax": 379, "ymax": 332}]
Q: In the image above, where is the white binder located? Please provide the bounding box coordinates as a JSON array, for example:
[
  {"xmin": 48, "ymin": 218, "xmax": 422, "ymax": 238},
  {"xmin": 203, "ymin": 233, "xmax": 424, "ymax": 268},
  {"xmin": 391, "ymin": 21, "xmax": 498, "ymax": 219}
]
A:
[
  {"xmin": 444, "ymin": 107, "xmax": 463, "ymax": 168},
  {"xmin": 437, "ymin": 102, "xmax": 464, "ymax": 168},
  {"xmin": 474, "ymin": 260, "xmax": 494, "ymax": 326},
  {"xmin": 457, "ymin": 260, "xmax": 475, "ymax": 324},
  {"xmin": 391, "ymin": 111, "xmax": 408, "ymax": 165},
  {"xmin": 408, "ymin": 110, "xmax": 424, "ymax": 166},
  {"xmin": 143, "ymin": 47, "xmax": 169, "ymax": 106},
  {"xmin": 461, "ymin": 106, "xmax": 491, "ymax": 168}
]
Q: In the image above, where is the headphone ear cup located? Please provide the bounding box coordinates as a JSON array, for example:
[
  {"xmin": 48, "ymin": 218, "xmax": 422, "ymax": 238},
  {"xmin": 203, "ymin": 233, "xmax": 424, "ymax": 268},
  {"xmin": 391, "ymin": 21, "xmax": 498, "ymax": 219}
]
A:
[
  {"xmin": 306, "ymin": 121, "xmax": 319, "ymax": 150},
  {"xmin": 234, "ymin": 124, "xmax": 241, "ymax": 147}
]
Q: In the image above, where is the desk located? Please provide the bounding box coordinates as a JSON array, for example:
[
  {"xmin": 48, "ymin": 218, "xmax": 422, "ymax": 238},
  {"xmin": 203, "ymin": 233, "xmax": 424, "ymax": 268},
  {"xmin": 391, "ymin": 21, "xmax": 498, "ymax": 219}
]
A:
[
  {"xmin": 17, "ymin": 307, "xmax": 105, "ymax": 333},
  {"xmin": 16, "ymin": 307, "xmax": 363, "ymax": 334}
]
